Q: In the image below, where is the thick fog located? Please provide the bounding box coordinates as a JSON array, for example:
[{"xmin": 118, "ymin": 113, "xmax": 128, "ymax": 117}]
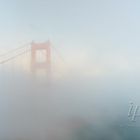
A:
[{"xmin": 1, "ymin": 54, "xmax": 140, "ymax": 140}]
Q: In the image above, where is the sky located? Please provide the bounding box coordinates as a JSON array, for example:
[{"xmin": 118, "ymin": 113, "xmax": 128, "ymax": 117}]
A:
[
  {"xmin": 1, "ymin": 0, "xmax": 140, "ymax": 75},
  {"xmin": 0, "ymin": 0, "xmax": 140, "ymax": 48}
]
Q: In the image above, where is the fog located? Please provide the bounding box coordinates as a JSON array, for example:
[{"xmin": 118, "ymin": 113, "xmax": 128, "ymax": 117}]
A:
[
  {"xmin": 1, "ymin": 58, "xmax": 140, "ymax": 140},
  {"xmin": 1, "ymin": 0, "xmax": 140, "ymax": 139}
]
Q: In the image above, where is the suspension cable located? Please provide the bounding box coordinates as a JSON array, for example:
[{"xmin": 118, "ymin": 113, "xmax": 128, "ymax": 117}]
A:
[
  {"xmin": 0, "ymin": 48, "xmax": 31, "ymax": 64},
  {"xmin": 0, "ymin": 42, "xmax": 31, "ymax": 58}
]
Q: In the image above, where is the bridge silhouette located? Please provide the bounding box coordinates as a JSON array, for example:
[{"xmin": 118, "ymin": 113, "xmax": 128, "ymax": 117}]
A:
[{"xmin": 0, "ymin": 40, "xmax": 63, "ymax": 76}]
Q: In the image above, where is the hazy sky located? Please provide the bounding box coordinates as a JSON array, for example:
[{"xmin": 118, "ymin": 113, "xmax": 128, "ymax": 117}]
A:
[
  {"xmin": 1, "ymin": 0, "xmax": 140, "ymax": 75},
  {"xmin": 0, "ymin": 0, "xmax": 140, "ymax": 50}
]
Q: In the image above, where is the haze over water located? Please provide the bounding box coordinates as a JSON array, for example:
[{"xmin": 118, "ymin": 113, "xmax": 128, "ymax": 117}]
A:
[{"xmin": 1, "ymin": 54, "xmax": 140, "ymax": 140}]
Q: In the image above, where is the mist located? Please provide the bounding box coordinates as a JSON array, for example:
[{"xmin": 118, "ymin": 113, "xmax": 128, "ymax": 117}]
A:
[{"xmin": 1, "ymin": 55, "xmax": 140, "ymax": 140}]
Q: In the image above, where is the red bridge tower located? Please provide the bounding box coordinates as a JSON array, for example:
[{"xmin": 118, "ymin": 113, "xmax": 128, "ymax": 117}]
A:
[{"xmin": 31, "ymin": 41, "xmax": 51, "ymax": 74}]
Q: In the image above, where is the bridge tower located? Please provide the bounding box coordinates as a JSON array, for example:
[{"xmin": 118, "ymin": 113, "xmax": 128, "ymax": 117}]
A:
[{"xmin": 31, "ymin": 41, "xmax": 51, "ymax": 74}]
